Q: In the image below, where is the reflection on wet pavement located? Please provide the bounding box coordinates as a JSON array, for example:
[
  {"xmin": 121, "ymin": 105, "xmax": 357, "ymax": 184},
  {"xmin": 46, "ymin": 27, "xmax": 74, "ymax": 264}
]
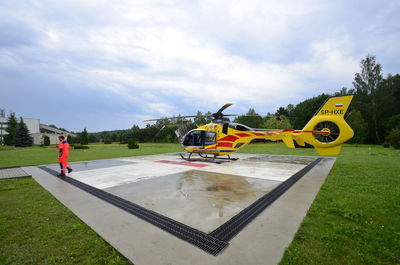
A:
[
  {"xmin": 105, "ymin": 169, "xmax": 281, "ymax": 232},
  {"xmin": 243, "ymin": 155, "xmax": 316, "ymax": 164}
]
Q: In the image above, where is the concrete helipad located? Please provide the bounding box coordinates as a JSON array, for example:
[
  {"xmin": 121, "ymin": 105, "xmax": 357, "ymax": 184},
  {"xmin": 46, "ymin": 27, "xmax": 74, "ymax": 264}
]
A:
[{"xmin": 24, "ymin": 153, "xmax": 335, "ymax": 265}]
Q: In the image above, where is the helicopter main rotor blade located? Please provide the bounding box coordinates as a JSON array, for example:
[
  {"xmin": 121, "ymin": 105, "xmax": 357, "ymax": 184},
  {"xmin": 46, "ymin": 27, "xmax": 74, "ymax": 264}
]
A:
[
  {"xmin": 145, "ymin": 104, "xmax": 235, "ymax": 122},
  {"xmin": 144, "ymin": 115, "xmax": 210, "ymax": 122},
  {"xmin": 214, "ymin": 103, "xmax": 233, "ymax": 116}
]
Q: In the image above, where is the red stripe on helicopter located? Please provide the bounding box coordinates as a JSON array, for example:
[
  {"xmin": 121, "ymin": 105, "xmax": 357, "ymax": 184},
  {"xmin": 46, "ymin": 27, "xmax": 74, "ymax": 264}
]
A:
[
  {"xmin": 235, "ymin": 133, "xmax": 251, "ymax": 137},
  {"xmin": 335, "ymin": 103, "xmax": 344, "ymax": 107},
  {"xmin": 205, "ymin": 147, "xmax": 217, "ymax": 150},
  {"xmin": 293, "ymin": 130, "xmax": 326, "ymax": 133},
  {"xmin": 217, "ymin": 142, "xmax": 233, "ymax": 148},
  {"xmin": 283, "ymin": 129, "xmax": 295, "ymax": 132},
  {"xmin": 252, "ymin": 132, "xmax": 264, "ymax": 136},
  {"xmin": 219, "ymin": 135, "xmax": 239, "ymax": 142}
]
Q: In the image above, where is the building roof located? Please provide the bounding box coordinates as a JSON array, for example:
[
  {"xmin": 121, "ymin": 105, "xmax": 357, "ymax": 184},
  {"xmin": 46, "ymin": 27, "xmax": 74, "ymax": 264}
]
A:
[{"xmin": 40, "ymin": 124, "xmax": 77, "ymax": 137}]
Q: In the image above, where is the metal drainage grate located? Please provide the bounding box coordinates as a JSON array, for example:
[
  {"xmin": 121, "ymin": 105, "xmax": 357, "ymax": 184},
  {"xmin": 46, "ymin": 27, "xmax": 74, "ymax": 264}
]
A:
[
  {"xmin": 0, "ymin": 166, "xmax": 31, "ymax": 179},
  {"xmin": 39, "ymin": 166, "xmax": 227, "ymax": 255},
  {"xmin": 39, "ymin": 157, "xmax": 322, "ymax": 255},
  {"xmin": 209, "ymin": 158, "xmax": 322, "ymax": 242}
]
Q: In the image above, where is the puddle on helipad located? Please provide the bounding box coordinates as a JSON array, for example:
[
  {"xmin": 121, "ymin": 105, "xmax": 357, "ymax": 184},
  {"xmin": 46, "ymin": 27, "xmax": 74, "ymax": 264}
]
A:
[
  {"xmin": 105, "ymin": 170, "xmax": 281, "ymax": 233},
  {"xmin": 243, "ymin": 155, "xmax": 316, "ymax": 164}
]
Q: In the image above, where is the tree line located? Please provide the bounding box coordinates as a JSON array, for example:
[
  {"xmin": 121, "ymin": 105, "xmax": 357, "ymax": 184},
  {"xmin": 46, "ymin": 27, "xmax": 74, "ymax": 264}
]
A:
[
  {"xmin": 3, "ymin": 55, "xmax": 399, "ymax": 148},
  {"xmin": 272, "ymin": 55, "xmax": 400, "ymax": 147},
  {"xmin": 72, "ymin": 55, "xmax": 399, "ymax": 148}
]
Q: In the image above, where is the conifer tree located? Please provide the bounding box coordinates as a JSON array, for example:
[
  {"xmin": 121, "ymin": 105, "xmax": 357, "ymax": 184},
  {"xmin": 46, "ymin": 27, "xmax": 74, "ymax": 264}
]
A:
[
  {"xmin": 80, "ymin": 128, "xmax": 88, "ymax": 145},
  {"xmin": 4, "ymin": 112, "xmax": 18, "ymax": 146},
  {"xmin": 67, "ymin": 135, "xmax": 73, "ymax": 144},
  {"xmin": 14, "ymin": 117, "xmax": 33, "ymax": 147}
]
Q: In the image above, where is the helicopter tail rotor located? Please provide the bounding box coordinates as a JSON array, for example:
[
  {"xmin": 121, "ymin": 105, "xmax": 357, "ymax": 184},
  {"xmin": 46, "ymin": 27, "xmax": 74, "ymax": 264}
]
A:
[{"xmin": 292, "ymin": 95, "xmax": 354, "ymax": 155}]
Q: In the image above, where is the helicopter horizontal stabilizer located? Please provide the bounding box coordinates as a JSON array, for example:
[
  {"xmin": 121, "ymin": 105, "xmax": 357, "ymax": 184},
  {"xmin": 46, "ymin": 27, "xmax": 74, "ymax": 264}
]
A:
[
  {"xmin": 294, "ymin": 138, "xmax": 305, "ymax": 147},
  {"xmin": 280, "ymin": 131, "xmax": 295, "ymax": 148}
]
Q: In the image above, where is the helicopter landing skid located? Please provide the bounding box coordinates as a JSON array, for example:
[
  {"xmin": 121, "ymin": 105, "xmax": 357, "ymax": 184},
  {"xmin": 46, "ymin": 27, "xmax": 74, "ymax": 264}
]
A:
[{"xmin": 179, "ymin": 153, "xmax": 238, "ymax": 164}]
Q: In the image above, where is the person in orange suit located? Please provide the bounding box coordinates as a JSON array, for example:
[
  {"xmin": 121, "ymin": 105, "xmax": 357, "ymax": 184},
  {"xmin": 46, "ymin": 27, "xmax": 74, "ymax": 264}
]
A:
[{"xmin": 57, "ymin": 135, "xmax": 72, "ymax": 176}]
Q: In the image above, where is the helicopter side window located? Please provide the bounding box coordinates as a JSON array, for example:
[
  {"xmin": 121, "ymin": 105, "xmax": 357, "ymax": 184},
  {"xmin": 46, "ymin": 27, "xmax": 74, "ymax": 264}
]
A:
[
  {"xmin": 235, "ymin": 124, "xmax": 252, "ymax": 131},
  {"xmin": 183, "ymin": 130, "xmax": 216, "ymax": 147},
  {"xmin": 228, "ymin": 123, "xmax": 252, "ymax": 131},
  {"xmin": 183, "ymin": 131, "xmax": 201, "ymax": 146},
  {"xmin": 190, "ymin": 132, "xmax": 201, "ymax": 146},
  {"xmin": 204, "ymin": 131, "xmax": 216, "ymax": 146}
]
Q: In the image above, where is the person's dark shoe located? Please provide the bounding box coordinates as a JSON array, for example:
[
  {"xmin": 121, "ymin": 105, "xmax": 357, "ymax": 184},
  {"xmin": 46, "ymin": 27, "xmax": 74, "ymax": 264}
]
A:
[
  {"xmin": 67, "ymin": 168, "xmax": 73, "ymax": 173},
  {"xmin": 57, "ymin": 173, "xmax": 66, "ymax": 177}
]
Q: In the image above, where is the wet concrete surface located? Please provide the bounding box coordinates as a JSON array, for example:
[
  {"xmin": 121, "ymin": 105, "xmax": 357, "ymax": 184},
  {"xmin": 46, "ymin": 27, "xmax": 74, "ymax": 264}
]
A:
[
  {"xmin": 243, "ymin": 154, "xmax": 316, "ymax": 164},
  {"xmin": 43, "ymin": 153, "xmax": 314, "ymax": 233},
  {"xmin": 105, "ymin": 169, "xmax": 281, "ymax": 233},
  {"xmin": 26, "ymin": 153, "xmax": 336, "ymax": 265},
  {"xmin": 46, "ymin": 159, "xmax": 136, "ymax": 172}
]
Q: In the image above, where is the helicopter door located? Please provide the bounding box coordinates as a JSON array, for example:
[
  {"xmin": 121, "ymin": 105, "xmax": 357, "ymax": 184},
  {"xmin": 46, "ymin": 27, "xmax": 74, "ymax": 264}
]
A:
[
  {"xmin": 204, "ymin": 131, "xmax": 216, "ymax": 146},
  {"xmin": 183, "ymin": 130, "xmax": 216, "ymax": 147}
]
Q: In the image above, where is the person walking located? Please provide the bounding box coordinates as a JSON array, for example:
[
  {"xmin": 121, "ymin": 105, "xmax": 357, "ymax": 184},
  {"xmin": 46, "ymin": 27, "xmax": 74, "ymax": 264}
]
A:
[{"xmin": 57, "ymin": 135, "xmax": 72, "ymax": 176}]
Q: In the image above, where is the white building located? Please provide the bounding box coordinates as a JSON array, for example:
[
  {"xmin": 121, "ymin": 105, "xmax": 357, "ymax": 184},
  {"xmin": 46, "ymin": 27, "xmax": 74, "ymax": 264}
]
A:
[{"xmin": 0, "ymin": 110, "xmax": 76, "ymax": 145}]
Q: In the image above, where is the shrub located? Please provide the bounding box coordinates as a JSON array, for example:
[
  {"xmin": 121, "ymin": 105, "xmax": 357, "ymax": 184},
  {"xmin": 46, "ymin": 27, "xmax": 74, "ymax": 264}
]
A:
[
  {"xmin": 74, "ymin": 145, "xmax": 90, "ymax": 149},
  {"xmin": 387, "ymin": 129, "xmax": 400, "ymax": 149},
  {"xmin": 127, "ymin": 139, "xmax": 139, "ymax": 149},
  {"xmin": 67, "ymin": 135, "xmax": 74, "ymax": 144},
  {"xmin": 43, "ymin": 135, "xmax": 50, "ymax": 146}
]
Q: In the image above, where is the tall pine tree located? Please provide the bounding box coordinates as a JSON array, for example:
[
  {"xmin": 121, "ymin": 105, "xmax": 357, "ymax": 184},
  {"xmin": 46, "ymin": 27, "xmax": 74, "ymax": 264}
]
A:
[
  {"xmin": 14, "ymin": 118, "xmax": 33, "ymax": 147},
  {"xmin": 353, "ymin": 55, "xmax": 383, "ymax": 143},
  {"xmin": 80, "ymin": 128, "xmax": 88, "ymax": 145},
  {"xmin": 4, "ymin": 112, "xmax": 18, "ymax": 146}
]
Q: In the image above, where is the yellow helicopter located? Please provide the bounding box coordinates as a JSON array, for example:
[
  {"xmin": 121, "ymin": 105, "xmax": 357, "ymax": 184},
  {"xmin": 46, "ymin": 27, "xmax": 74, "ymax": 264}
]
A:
[{"xmin": 145, "ymin": 95, "xmax": 354, "ymax": 161}]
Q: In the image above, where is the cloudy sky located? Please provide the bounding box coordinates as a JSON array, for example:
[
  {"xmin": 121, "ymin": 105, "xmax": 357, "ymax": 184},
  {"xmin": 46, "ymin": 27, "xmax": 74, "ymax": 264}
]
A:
[{"xmin": 1, "ymin": 0, "xmax": 399, "ymax": 132}]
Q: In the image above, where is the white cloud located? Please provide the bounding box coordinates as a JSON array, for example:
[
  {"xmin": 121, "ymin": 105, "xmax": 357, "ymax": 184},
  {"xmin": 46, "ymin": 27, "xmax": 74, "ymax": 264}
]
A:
[{"xmin": 1, "ymin": 0, "xmax": 399, "ymax": 130}]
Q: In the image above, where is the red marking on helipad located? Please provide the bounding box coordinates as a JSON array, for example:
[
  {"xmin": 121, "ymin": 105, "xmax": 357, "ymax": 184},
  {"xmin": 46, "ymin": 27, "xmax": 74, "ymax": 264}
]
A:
[{"xmin": 156, "ymin": 160, "xmax": 210, "ymax": 168}]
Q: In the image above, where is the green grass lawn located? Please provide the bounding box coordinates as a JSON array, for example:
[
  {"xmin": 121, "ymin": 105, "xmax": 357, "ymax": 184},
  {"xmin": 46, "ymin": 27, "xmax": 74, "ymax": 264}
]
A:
[
  {"xmin": 0, "ymin": 177, "xmax": 129, "ymax": 265},
  {"xmin": 0, "ymin": 143, "xmax": 183, "ymax": 167},
  {"xmin": 1, "ymin": 143, "xmax": 399, "ymax": 264},
  {"xmin": 243, "ymin": 144, "xmax": 400, "ymax": 265}
]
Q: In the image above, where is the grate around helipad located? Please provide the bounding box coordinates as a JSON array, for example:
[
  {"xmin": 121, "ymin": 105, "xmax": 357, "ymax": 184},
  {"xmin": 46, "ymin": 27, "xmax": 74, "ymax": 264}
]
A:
[
  {"xmin": 39, "ymin": 157, "xmax": 322, "ymax": 255},
  {"xmin": 38, "ymin": 166, "xmax": 228, "ymax": 255},
  {"xmin": 0, "ymin": 167, "xmax": 31, "ymax": 179},
  {"xmin": 209, "ymin": 158, "xmax": 322, "ymax": 241}
]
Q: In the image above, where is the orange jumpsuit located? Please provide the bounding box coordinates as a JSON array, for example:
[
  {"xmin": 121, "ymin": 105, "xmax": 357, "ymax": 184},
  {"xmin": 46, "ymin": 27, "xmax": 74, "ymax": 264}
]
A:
[{"xmin": 58, "ymin": 140, "xmax": 71, "ymax": 174}]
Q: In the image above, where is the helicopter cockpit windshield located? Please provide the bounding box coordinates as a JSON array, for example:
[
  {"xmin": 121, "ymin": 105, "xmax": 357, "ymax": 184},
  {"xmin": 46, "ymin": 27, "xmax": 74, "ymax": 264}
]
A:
[{"xmin": 182, "ymin": 130, "xmax": 216, "ymax": 147}]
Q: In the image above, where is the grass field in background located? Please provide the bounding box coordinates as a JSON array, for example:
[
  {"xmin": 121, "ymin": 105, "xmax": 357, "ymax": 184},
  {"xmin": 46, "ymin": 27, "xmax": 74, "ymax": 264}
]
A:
[
  {"xmin": 1, "ymin": 143, "xmax": 399, "ymax": 264},
  {"xmin": 0, "ymin": 143, "xmax": 182, "ymax": 167}
]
